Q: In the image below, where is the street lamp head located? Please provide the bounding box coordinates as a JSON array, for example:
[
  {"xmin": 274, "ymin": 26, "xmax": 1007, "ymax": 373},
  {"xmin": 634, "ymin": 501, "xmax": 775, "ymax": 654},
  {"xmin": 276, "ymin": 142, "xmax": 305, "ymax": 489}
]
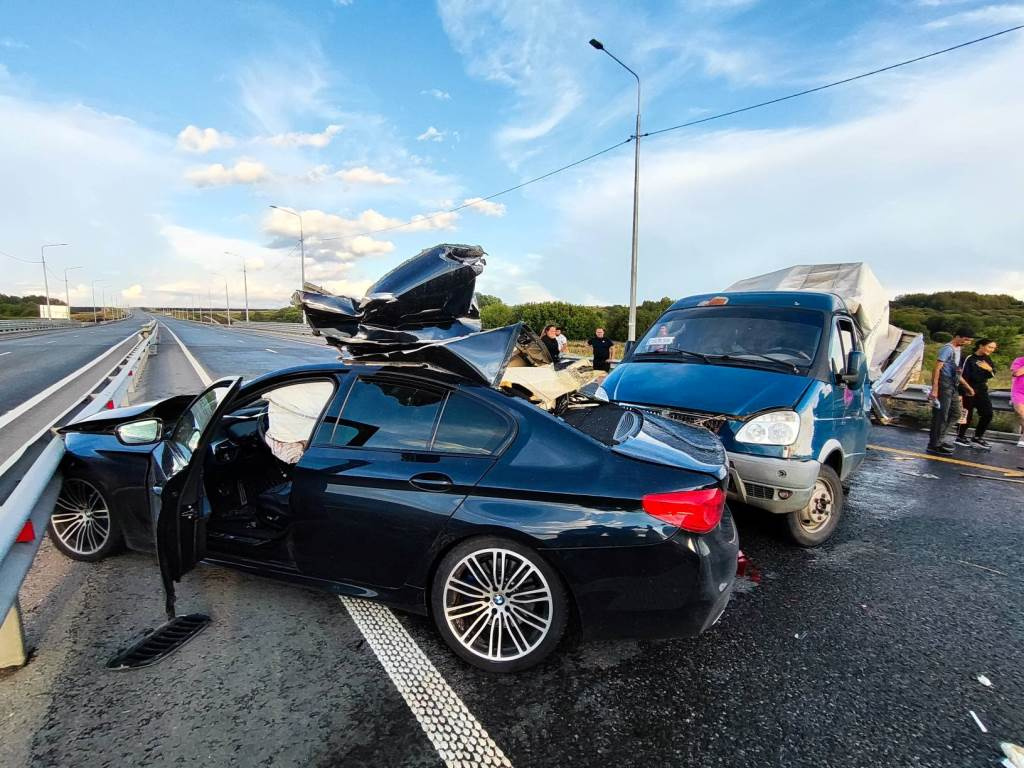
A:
[{"xmin": 589, "ymin": 38, "xmax": 604, "ymax": 50}]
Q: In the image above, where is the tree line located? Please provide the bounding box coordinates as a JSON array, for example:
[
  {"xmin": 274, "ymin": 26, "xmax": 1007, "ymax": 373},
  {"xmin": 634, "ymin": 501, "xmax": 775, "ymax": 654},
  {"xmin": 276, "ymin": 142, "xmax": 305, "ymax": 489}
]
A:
[
  {"xmin": 478, "ymin": 294, "xmax": 675, "ymax": 341},
  {"xmin": 0, "ymin": 294, "xmax": 66, "ymax": 318}
]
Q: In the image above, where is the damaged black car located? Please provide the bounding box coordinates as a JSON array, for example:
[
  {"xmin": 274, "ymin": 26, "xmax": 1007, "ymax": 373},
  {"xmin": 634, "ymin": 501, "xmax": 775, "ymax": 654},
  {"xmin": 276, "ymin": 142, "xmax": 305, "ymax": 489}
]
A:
[{"xmin": 51, "ymin": 244, "xmax": 738, "ymax": 672}]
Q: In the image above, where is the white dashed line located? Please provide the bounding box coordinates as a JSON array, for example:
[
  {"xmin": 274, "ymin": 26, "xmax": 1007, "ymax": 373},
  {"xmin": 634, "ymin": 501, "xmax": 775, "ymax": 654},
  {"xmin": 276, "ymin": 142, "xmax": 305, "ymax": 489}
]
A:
[
  {"xmin": 264, "ymin": 348, "xmax": 278, "ymax": 354},
  {"xmin": 0, "ymin": 351, "xmax": 11, "ymax": 357},
  {"xmin": 341, "ymin": 597, "xmax": 513, "ymax": 768},
  {"xmin": 45, "ymin": 341, "xmax": 57, "ymax": 344},
  {"xmin": 969, "ymin": 710, "xmax": 988, "ymax": 733}
]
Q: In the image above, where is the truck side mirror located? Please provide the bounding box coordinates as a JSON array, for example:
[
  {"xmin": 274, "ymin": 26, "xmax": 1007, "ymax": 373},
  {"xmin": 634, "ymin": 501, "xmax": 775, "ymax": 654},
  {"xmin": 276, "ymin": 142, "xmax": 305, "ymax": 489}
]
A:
[{"xmin": 842, "ymin": 350, "xmax": 865, "ymax": 389}]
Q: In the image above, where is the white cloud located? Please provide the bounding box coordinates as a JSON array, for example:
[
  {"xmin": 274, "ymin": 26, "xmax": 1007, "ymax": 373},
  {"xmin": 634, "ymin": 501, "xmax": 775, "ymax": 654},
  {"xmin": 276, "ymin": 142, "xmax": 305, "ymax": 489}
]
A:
[
  {"xmin": 121, "ymin": 284, "xmax": 144, "ymax": 299},
  {"xmin": 0, "ymin": 37, "xmax": 28, "ymax": 50},
  {"xmin": 925, "ymin": 3, "xmax": 1024, "ymax": 28},
  {"xmin": 176, "ymin": 125, "xmax": 234, "ymax": 153},
  {"xmin": 416, "ymin": 126, "xmax": 446, "ymax": 142},
  {"xmin": 186, "ymin": 159, "xmax": 270, "ymax": 187},
  {"xmin": 335, "ymin": 165, "xmax": 403, "ymax": 185},
  {"xmin": 462, "ymin": 197, "xmax": 506, "ymax": 216},
  {"xmin": 265, "ymin": 123, "xmax": 343, "ymax": 148},
  {"xmin": 549, "ymin": 39, "xmax": 1024, "ymax": 302},
  {"xmin": 421, "ymin": 88, "xmax": 452, "ymax": 101}
]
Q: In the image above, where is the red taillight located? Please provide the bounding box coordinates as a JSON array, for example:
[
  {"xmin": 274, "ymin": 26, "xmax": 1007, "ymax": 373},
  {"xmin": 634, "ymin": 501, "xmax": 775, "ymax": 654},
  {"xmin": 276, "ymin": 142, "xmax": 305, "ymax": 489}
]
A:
[{"xmin": 642, "ymin": 487, "xmax": 725, "ymax": 534}]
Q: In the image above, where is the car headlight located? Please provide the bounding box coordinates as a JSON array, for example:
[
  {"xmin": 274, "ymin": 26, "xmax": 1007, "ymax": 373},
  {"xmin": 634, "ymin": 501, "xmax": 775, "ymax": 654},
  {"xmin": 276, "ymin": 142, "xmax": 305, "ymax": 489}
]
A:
[
  {"xmin": 594, "ymin": 385, "xmax": 609, "ymax": 402},
  {"xmin": 735, "ymin": 410, "xmax": 800, "ymax": 446}
]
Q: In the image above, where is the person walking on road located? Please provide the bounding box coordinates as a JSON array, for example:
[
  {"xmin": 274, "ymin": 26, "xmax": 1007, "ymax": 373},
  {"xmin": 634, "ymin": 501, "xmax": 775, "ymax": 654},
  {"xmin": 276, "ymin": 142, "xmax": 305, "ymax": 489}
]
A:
[
  {"xmin": 926, "ymin": 326, "xmax": 974, "ymax": 455},
  {"xmin": 541, "ymin": 324, "xmax": 561, "ymax": 362},
  {"xmin": 1011, "ymin": 353, "xmax": 1024, "ymax": 455},
  {"xmin": 956, "ymin": 338, "xmax": 997, "ymax": 449},
  {"xmin": 588, "ymin": 327, "xmax": 615, "ymax": 372}
]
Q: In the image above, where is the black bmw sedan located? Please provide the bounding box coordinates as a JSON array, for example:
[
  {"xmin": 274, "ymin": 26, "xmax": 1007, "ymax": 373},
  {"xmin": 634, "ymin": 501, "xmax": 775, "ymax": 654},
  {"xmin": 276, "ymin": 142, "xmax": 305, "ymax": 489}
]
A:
[{"xmin": 53, "ymin": 358, "xmax": 737, "ymax": 672}]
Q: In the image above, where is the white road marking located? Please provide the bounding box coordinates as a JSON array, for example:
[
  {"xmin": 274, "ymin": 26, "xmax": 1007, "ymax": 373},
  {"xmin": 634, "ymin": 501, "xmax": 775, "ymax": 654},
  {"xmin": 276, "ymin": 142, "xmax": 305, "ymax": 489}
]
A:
[
  {"xmin": 0, "ymin": 337, "xmax": 148, "ymax": 480},
  {"xmin": 0, "ymin": 330, "xmax": 140, "ymax": 433},
  {"xmin": 0, "ymin": 351, "xmax": 11, "ymax": 357},
  {"xmin": 161, "ymin": 323, "xmax": 213, "ymax": 386},
  {"xmin": 970, "ymin": 710, "xmax": 988, "ymax": 733},
  {"xmin": 45, "ymin": 341, "xmax": 57, "ymax": 345},
  {"xmin": 264, "ymin": 348, "xmax": 278, "ymax": 354},
  {"xmin": 341, "ymin": 597, "xmax": 513, "ymax": 768}
]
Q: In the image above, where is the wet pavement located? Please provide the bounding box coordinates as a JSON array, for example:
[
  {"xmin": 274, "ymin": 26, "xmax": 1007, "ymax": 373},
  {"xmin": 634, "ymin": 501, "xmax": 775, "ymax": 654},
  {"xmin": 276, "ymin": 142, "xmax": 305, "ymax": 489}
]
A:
[{"xmin": 2, "ymin": 321, "xmax": 1022, "ymax": 767}]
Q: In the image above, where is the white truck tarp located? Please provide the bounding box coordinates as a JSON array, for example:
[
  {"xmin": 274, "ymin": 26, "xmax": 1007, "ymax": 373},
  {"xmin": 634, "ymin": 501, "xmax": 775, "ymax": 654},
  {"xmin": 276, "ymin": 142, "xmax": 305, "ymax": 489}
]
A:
[{"xmin": 726, "ymin": 262, "xmax": 920, "ymax": 387}]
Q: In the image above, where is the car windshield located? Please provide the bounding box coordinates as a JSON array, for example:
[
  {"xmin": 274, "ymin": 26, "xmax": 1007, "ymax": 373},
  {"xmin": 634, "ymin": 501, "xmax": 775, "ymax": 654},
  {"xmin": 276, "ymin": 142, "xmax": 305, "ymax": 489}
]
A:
[{"xmin": 633, "ymin": 306, "xmax": 824, "ymax": 372}]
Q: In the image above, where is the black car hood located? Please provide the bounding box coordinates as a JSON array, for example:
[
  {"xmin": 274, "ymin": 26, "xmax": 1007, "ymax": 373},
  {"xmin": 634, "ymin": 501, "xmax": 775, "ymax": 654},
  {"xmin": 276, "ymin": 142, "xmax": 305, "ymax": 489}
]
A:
[
  {"xmin": 293, "ymin": 243, "xmax": 486, "ymax": 354},
  {"xmin": 349, "ymin": 322, "xmax": 552, "ymax": 387},
  {"xmin": 293, "ymin": 243, "xmax": 553, "ymax": 386},
  {"xmin": 58, "ymin": 395, "xmax": 194, "ymax": 434}
]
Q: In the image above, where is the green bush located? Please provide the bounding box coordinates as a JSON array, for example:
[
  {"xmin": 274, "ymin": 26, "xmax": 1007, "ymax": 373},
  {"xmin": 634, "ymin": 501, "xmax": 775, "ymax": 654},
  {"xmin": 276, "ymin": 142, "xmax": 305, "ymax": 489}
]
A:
[{"xmin": 931, "ymin": 331, "xmax": 953, "ymax": 343}]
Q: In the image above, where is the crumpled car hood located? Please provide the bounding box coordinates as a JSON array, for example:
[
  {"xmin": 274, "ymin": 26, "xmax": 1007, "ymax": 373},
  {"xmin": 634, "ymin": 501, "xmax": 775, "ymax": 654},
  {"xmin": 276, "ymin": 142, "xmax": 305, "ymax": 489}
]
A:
[{"xmin": 293, "ymin": 243, "xmax": 486, "ymax": 353}]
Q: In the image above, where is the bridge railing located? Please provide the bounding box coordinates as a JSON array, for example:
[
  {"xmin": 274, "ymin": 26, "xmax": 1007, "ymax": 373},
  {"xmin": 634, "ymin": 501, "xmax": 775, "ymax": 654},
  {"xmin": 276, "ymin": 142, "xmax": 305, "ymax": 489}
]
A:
[{"xmin": 0, "ymin": 322, "xmax": 157, "ymax": 668}]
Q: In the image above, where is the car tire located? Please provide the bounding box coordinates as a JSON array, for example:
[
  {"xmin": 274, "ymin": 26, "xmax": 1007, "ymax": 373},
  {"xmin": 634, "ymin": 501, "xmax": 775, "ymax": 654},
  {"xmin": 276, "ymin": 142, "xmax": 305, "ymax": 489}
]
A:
[
  {"xmin": 431, "ymin": 536, "xmax": 568, "ymax": 673},
  {"xmin": 48, "ymin": 475, "xmax": 124, "ymax": 562},
  {"xmin": 786, "ymin": 465, "xmax": 843, "ymax": 547}
]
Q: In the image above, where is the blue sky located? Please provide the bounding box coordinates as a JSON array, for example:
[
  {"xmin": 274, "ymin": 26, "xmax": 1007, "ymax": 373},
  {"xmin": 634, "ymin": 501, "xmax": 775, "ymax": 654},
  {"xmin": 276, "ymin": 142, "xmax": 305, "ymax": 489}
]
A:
[{"xmin": 1, "ymin": 0, "xmax": 1022, "ymax": 309}]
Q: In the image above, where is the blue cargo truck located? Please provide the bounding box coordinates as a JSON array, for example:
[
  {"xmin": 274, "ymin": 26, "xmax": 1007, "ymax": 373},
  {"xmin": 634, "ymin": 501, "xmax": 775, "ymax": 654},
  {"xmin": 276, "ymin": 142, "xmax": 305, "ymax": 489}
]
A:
[{"xmin": 596, "ymin": 263, "xmax": 922, "ymax": 546}]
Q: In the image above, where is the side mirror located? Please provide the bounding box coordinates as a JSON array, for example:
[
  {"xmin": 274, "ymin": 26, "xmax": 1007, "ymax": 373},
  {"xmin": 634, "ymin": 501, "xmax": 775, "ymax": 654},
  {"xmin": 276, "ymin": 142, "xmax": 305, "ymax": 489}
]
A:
[
  {"xmin": 841, "ymin": 350, "xmax": 865, "ymax": 389},
  {"xmin": 623, "ymin": 340, "xmax": 638, "ymax": 358},
  {"xmin": 115, "ymin": 418, "xmax": 163, "ymax": 445}
]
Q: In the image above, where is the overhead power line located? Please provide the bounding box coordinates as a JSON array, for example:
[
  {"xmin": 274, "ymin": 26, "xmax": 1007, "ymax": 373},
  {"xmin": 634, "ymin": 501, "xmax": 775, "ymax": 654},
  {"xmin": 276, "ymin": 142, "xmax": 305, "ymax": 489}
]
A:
[
  {"xmin": 0, "ymin": 249, "xmax": 41, "ymax": 264},
  {"xmin": 318, "ymin": 23, "xmax": 1023, "ymax": 243},
  {"xmin": 643, "ymin": 23, "xmax": 1024, "ymax": 139}
]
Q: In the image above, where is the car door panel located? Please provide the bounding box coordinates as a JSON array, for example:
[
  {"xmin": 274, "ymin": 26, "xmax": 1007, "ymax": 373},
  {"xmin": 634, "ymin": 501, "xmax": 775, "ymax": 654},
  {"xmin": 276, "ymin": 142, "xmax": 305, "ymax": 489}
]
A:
[
  {"xmin": 289, "ymin": 447, "xmax": 495, "ymax": 589},
  {"xmin": 150, "ymin": 377, "xmax": 242, "ymax": 615}
]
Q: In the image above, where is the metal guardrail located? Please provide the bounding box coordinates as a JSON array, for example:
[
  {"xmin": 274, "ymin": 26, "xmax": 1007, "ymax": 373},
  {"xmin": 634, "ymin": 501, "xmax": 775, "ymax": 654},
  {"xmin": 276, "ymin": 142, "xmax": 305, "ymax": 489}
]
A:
[
  {"xmin": 232, "ymin": 321, "xmax": 314, "ymax": 336},
  {"xmin": 0, "ymin": 319, "xmax": 75, "ymax": 333},
  {"xmin": 0, "ymin": 322, "xmax": 158, "ymax": 667},
  {"xmin": 885, "ymin": 383, "xmax": 1013, "ymax": 412}
]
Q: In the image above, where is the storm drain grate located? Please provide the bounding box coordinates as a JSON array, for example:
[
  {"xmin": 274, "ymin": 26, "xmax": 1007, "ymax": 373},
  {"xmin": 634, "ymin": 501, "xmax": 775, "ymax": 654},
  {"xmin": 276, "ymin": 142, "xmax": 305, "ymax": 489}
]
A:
[{"xmin": 106, "ymin": 613, "xmax": 210, "ymax": 670}]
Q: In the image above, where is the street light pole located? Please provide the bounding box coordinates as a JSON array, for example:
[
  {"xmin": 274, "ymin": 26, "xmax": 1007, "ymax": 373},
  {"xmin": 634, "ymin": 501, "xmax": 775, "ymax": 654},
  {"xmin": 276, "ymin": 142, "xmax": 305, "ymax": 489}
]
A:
[
  {"xmin": 269, "ymin": 205, "xmax": 307, "ymax": 324},
  {"xmin": 91, "ymin": 280, "xmax": 105, "ymax": 324},
  {"xmin": 225, "ymin": 251, "xmax": 249, "ymax": 323},
  {"xmin": 40, "ymin": 243, "xmax": 69, "ymax": 321},
  {"xmin": 63, "ymin": 266, "xmax": 82, "ymax": 319},
  {"xmin": 590, "ymin": 38, "xmax": 642, "ymax": 342}
]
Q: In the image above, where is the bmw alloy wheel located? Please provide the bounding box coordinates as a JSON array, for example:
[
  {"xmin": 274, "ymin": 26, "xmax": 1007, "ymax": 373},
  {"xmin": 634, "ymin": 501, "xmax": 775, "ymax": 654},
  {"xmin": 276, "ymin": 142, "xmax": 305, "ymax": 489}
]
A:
[
  {"xmin": 442, "ymin": 548, "xmax": 554, "ymax": 663},
  {"xmin": 51, "ymin": 478, "xmax": 112, "ymax": 557}
]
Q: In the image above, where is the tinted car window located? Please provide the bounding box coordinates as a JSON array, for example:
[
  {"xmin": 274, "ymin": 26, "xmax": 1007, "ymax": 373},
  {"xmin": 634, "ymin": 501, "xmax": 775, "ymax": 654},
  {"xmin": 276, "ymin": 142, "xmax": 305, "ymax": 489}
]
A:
[
  {"xmin": 332, "ymin": 378, "xmax": 444, "ymax": 450},
  {"xmin": 433, "ymin": 393, "xmax": 509, "ymax": 455}
]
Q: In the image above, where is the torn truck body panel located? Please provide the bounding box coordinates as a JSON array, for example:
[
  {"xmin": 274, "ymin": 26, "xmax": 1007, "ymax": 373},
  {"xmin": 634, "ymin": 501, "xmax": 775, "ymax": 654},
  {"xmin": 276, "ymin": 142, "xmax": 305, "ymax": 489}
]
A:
[{"xmin": 293, "ymin": 243, "xmax": 486, "ymax": 352}]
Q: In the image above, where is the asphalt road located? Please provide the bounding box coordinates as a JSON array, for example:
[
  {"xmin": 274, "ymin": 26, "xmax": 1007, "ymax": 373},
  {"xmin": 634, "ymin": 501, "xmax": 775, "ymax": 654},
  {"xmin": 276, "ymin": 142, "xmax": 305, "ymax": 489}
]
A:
[
  {"xmin": 0, "ymin": 317, "xmax": 148, "ymax": 415},
  {"xmin": 3, "ymin": 324, "xmax": 1022, "ymax": 767},
  {"xmin": 158, "ymin": 315, "xmax": 339, "ymax": 381}
]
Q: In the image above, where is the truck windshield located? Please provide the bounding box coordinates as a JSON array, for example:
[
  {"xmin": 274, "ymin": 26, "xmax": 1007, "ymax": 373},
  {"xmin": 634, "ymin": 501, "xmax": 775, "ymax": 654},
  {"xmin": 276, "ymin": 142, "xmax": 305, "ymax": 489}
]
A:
[{"xmin": 633, "ymin": 306, "xmax": 824, "ymax": 372}]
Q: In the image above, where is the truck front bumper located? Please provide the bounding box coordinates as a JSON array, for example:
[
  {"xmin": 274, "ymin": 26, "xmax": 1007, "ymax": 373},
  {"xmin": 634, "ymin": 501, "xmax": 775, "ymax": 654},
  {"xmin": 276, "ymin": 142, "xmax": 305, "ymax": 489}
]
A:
[{"xmin": 726, "ymin": 451, "xmax": 819, "ymax": 514}]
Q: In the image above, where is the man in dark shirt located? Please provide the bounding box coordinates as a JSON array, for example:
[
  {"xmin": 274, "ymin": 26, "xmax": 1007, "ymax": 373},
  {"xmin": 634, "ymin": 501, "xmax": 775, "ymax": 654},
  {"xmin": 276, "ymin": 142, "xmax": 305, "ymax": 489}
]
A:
[{"xmin": 587, "ymin": 327, "xmax": 615, "ymax": 372}]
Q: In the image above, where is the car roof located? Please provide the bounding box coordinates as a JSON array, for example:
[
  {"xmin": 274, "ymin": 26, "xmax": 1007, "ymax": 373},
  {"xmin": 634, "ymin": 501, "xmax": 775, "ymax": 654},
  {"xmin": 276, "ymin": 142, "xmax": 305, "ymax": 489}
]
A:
[
  {"xmin": 668, "ymin": 290, "xmax": 848, "ymax": 313},
  {"xmin": 238, "ymin": 360, "xmax": 479, "ymax": 393}
]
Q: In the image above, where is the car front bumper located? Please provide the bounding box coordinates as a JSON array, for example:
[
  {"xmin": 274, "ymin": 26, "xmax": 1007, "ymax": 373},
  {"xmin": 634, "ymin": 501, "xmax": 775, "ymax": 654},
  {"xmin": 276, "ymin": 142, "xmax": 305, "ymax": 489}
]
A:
[
  {"xmin": 726, "ymin": 451, "xmax": 819, "ymax": 514},
  {"xmin": 546, "ymin": 507, "xmax": 740, "ymax": 641}
]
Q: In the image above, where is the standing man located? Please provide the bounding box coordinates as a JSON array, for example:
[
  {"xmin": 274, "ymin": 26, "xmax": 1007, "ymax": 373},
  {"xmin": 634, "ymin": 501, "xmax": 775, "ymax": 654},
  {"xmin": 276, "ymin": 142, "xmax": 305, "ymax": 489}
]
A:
[
  {"xmin": 587, "ymin": 327, "xmax": 615, "ymax": 372},
  {"xmin": 926, "ymin": 326, "xmax": 974, "ymax": 455},
  {"xmin": 555, "ymin": 326, "xmax": 568, "ymax": 356}
]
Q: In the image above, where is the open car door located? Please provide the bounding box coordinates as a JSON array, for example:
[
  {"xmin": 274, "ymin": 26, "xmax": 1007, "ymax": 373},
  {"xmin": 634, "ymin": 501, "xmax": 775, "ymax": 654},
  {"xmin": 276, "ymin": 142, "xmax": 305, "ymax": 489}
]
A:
[{"xmin": 150, "ymin": 377, "xmax": 242, "ymax": 618}]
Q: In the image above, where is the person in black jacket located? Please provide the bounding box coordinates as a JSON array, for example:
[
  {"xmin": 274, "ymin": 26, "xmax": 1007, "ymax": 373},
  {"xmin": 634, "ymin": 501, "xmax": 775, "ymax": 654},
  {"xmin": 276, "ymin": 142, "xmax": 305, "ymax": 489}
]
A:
[
  {"xmin": 956, "ymin": 338, "xmax": 998, "ymax": 449},
  {"xmin": 541, "ymin": 324, "xmax": 561, "ymax": 362},
  {"xmin": 587, "ymin": 327, "xmax": 615, "ymax": 372}
]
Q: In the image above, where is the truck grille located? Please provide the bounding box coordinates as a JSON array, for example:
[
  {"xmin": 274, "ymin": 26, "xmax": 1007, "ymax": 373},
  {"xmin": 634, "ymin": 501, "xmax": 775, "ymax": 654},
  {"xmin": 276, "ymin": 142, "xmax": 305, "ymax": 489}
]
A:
[
  {"xmin": 743, "ymin": 482, "xmax": 776, "ymax": 500},
  {"xmin": 629, "ymin": 406, "xmax": 728, "ymax": 435}
]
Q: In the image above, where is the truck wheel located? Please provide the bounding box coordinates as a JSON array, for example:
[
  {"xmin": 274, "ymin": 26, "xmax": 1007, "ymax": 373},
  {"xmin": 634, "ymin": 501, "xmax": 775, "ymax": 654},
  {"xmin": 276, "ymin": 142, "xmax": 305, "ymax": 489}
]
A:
[{"xmin": 786, "ymin": 466, "xmax": 843, "ymax": 547}]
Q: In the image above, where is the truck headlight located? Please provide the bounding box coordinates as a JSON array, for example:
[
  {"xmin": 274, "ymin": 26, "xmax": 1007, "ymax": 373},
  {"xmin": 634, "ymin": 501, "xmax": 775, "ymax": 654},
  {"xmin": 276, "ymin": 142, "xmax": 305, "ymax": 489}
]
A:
[{"xmin": 735, "ymin": 410, "xmax": 800, "ymax": 446}]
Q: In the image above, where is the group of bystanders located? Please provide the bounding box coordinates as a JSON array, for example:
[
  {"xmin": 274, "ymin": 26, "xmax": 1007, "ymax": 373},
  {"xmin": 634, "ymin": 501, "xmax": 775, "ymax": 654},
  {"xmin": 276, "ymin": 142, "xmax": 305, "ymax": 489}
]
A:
[{"xmin": 926, "ymin": 326, "xmax": 1024, "ymax": 468}]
